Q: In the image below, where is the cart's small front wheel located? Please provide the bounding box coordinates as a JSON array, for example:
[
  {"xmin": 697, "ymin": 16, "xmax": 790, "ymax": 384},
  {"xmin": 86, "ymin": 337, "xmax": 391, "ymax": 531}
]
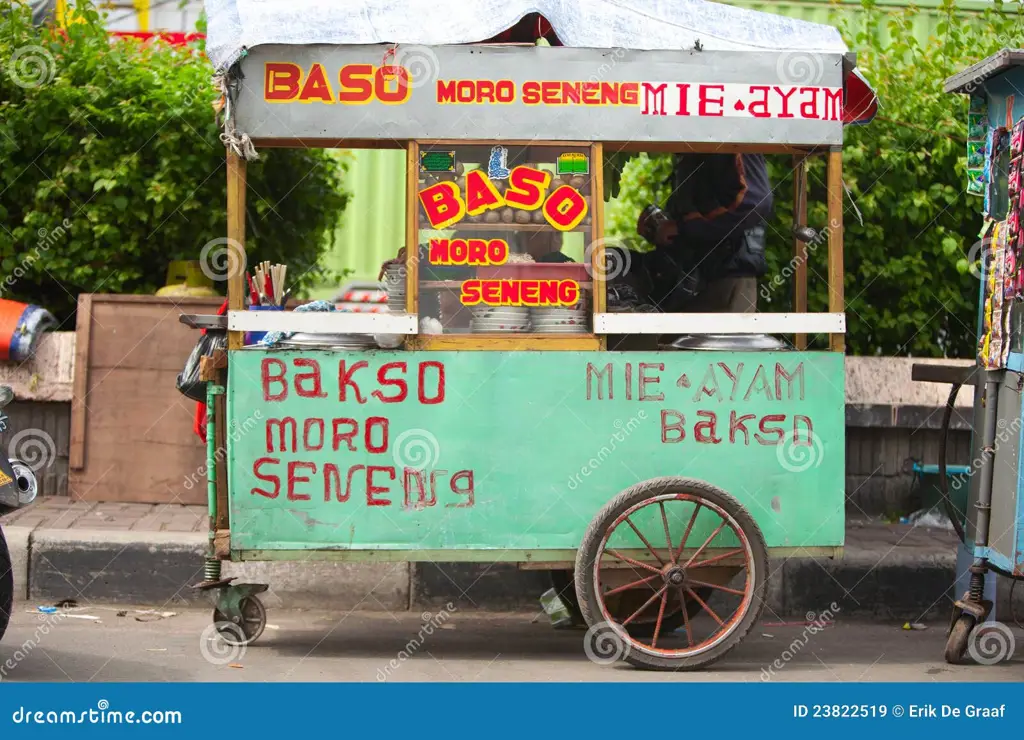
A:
[
  {"xmin": 575, "ymin": 477, "xmax": 768, "ymax": 671},
  {"xmin": 213, "ymin": 595, "xmax": 267, "ymax": 647},
  {"xmin": 944, "ymin": 613, "xmax": 975, "ymax": 665}
]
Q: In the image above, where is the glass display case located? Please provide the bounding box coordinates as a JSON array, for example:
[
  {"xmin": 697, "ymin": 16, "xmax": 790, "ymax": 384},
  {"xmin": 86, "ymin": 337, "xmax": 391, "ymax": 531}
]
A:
[{"xmin": 410, "ymin": 142, "xmax": 601, "ymax": 345}]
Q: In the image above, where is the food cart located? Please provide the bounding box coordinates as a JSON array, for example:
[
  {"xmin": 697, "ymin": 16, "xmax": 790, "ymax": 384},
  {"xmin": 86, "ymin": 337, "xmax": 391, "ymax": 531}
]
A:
[
  {"xmin": 911, "ymin": 52, "xmax": 1024, "ymax": 664},
  {"xmin": 191, "ymin": 0, "xmax": 877, "ymax": 670}
]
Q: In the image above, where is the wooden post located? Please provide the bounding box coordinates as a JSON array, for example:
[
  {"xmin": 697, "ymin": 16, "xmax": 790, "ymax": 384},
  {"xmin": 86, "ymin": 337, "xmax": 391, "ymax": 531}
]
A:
[
  {"xmin": 226, "ymin": 152, "xmax": 247, "ymax": 350},
  {"xmin": 826, "ymin": 149, "xmax": 845, "ymax": 353},
  {"xmin": 405, "ymin": 142, "xmax": 420, "ymax": 320},
  {"xmin": 69, "ymin": 294, "xmax": 92, "ymax": 470},
  {"xmin": 792, "ymin": 155, "xmax": 808, "ymax": 350},
  {"xmin": 591, "ymin": 143, "xmax": 607, "ymax": 349}
]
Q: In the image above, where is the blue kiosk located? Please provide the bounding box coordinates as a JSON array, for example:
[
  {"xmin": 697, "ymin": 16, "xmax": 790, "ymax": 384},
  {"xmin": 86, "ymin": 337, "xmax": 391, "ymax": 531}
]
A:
[{"xmin": 913, "ymin": 50, "xmax": 1024, "ymax": 663}]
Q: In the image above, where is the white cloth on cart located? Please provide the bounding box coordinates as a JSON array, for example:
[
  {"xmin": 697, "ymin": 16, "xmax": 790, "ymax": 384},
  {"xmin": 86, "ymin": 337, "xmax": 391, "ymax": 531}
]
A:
[{"xmin": 204, "ymin": 0, "xmax": 850, "ymax": 71}]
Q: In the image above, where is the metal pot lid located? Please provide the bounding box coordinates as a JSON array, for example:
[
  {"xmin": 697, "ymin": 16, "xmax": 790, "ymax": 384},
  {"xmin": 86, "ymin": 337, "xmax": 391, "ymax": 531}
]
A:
[
  {"xmin": 661, "ymin": 334, "xmax": 788, "ymax": 351},
  {"xmin": 283, "ymin": 332, "xmax": 376, "ymax": 347}
]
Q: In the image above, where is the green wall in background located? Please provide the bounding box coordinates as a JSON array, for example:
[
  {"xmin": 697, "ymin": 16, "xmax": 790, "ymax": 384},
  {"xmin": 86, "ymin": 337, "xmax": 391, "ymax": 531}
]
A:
[{"xmin": 312, "ymin": 0, "xmax": 991, "ymax": 292}]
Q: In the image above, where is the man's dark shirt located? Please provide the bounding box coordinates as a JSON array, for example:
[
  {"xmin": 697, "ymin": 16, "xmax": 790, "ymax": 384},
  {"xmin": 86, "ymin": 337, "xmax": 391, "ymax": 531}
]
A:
[{"xmin": 665, "ymin": 153, "xmax": 772, "ymax": 279}]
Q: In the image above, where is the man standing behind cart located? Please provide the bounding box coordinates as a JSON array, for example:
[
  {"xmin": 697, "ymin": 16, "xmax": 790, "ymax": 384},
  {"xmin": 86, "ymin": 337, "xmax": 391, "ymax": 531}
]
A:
[{"xmin": 635, "ymin": 153, "xmax": 772, "ymax": 313}]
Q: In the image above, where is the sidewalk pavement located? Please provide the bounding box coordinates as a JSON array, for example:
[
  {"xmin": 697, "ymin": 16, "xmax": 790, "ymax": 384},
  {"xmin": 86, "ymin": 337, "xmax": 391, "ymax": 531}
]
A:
[{"xmin": 3, "ymin": 499, "xmax": 1021, "ymax": 621}]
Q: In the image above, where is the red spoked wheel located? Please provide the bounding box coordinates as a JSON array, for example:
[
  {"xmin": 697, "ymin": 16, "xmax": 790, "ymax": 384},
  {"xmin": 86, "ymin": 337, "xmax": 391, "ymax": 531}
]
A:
[{"xmin": 575, "ymin": 477, "xmax": 768, "ymax": 671}]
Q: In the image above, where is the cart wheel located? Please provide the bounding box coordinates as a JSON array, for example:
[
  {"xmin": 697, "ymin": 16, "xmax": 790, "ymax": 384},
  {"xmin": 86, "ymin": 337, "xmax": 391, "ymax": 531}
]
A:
[
  {"xmin": 575, "ymin": 477, "xmax": 768, "ymax": 671},
  {"xmin": 944, "ymin": 613, "xmax": 975, "ymax": 665},
  {"xmin": 213, "ymin": 595, "xmax": 267, "ymax": 647},
  {"xmin": 551, "ymin": 569, "xmax": 711, "ymax": 634}
]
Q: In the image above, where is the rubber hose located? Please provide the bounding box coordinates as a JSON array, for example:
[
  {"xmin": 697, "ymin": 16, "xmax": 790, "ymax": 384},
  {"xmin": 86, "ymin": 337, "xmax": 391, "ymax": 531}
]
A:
[{"xmin": 938, "ymin": 382, "xmax": 967, "ymax": 544}]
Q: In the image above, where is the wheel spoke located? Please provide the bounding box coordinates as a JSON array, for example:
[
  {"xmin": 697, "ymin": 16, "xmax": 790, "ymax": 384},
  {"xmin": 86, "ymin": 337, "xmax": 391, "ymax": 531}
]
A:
[
  {"xmin": 621, "ymin": 585, "xmax": 667, "ymax": 627},
  {"xmin": 683, "ymin": 519, "xmax": 727, "ymax": 568},
  {"xmin": 651, "ymin": 590, "xmax": 669, "ymax": 648},
  {"xmin": 673, "ymin": 503, "xmax": 702, "ymax": 563},
  {"xmin": 676, "ymin": 586, "xmax": 694, "ymax": 647},
  {"xmin": 659, "ymin": 502, "xmax": 675, "ymax": 564},
  {"xmin": 605, "ymin": 548, "xmax": 661, "ymax": 573},
  {"xmin": 686, "ymin": 586, "xmax": 724, "ymax": 626},
  {"xmin": 624, "ymin": 516, "xmax": 666, "ymax": 565},
  {"xmin": 686, "ymin": 577, "xmax": 746, "ymax": 596},
  {"xmin": 688, "ymin": 548, "xmax": 746, "ymax": 570},
  {"xmin": 602, "ymin": 572, "xmax": 662, "ymax": 597}
]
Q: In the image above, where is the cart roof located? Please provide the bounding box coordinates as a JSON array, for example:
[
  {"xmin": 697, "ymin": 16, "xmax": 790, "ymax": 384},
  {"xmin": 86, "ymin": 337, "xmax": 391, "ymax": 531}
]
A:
[
  {"xmin": 207, "ymin": 0, "xmax": 848, "ymax": 68},
  {"xmin": 207, "ymin": 0, "xmax": 877, "ymax": 124},
  {"xmin": 944, "ymin": 48, "xmax": 1024, "ymax": 94}
]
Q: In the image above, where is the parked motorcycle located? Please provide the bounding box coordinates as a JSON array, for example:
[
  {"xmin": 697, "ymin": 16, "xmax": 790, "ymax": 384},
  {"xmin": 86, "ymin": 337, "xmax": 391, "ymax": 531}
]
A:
[{"xmin": 0, "ymin": 385, "xmax": 39, "ymax": 643}]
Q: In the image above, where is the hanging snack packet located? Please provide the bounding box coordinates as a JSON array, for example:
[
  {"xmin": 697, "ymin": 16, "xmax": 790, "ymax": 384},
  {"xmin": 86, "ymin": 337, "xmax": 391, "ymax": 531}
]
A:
[{"xmin": 1012, "ymin": 118, "xmax": 1024, "ymax": 157}]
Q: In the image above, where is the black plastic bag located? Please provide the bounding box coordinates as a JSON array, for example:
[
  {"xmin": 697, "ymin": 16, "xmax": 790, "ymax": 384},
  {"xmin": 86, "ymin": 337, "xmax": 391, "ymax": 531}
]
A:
[{"xmin": 176, "ymin": 332, "xmax": 226, "ymax": 402}]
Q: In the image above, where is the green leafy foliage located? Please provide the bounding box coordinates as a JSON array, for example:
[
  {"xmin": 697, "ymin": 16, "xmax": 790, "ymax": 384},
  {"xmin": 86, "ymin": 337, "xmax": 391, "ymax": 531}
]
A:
[
  {"xmin": 606, "ymin": 0, "xmax": 1024, "ymax": 356},
  {"xmin": 0, "ymin": 1, "xmax": 349, "ymax": 322}
]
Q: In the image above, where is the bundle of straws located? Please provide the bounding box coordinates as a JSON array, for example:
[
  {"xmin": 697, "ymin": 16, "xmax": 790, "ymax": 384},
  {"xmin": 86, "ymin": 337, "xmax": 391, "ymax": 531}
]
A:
[{"xmin": 247, "ymin": 262, "xmax": 289, "ymax": 307}]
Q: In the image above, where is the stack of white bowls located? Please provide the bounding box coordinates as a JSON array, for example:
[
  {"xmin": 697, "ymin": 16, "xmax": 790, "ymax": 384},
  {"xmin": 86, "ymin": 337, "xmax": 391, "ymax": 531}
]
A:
[
  {"xmin": 383, "ymin": 264, "xmax": 406, "ymax": 313},
  {"xmin": 470, "ymin": 306, "xmax": 530, "ymax": 333},
  {"xmin": 530, "ymin": 305, "xmax": 588, "ymax": 333}
]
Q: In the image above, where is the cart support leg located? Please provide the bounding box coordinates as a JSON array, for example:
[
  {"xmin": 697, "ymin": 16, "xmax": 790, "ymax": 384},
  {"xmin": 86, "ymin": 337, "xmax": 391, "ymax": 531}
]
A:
[
  {"xmin": 949, "ymin": 371, "xmax": 1000, "ymax": 632},
  {"xmin": 960, "ymin": 369, "xmax": 999, "ymax": 619},
  {"xmin": 205, "ymin": 381, "xmax": 225, "ymax": 583}
]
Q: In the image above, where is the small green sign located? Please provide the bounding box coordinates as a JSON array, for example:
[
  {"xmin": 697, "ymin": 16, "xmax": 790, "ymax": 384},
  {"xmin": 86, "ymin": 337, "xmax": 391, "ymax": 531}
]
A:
[
  {"xmin": 556, "ymin": 153, "xmax": 588, "ymax": 176},
  {"xmin": 420, "ymin": 151, "xmax": 456, "ymax": 173}
]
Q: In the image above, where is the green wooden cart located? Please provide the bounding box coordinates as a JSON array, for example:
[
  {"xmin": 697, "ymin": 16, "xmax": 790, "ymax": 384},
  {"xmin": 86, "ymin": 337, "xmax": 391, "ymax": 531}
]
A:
[{"xmin": 189, "ymin": 19, "xmax": 876, "ymax": 670}]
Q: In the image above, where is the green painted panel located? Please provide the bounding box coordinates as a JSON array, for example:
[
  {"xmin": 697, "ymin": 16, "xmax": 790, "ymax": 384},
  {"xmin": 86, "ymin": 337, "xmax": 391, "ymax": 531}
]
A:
[{"xmin": 226, "ymin": 350, "xmax": 845, "ymax": 553}]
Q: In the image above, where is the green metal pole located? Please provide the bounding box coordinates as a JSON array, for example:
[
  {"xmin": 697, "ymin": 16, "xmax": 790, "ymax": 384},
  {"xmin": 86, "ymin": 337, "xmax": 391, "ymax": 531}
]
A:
[{"xmin": 204, "ymin": 383, "xmax": 225, "ymax": 582}]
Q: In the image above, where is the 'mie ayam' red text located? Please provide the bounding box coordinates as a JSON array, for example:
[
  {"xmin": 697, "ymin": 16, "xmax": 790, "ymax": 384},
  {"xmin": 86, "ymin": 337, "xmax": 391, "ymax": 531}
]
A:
[
  {"xmin": 252, "ymin": 358, "xmax": 475, "ymax": 510},
  {"xmin": 585, "ymin": 360, "xmax": 817, "ymax": 447}
]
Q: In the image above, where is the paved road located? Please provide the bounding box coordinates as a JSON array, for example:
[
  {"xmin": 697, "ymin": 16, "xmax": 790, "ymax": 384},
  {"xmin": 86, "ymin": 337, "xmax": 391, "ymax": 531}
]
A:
[{"xmin": 1, "ymin": 607, "xmax": 1021, "ymax": 682}]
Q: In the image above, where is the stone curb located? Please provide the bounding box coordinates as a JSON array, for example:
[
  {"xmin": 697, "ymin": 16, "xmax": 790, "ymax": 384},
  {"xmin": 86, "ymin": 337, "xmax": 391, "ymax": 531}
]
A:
[{"xmin": 6, "ymin": 527, "xmax": 1023, "ymax": 620}]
